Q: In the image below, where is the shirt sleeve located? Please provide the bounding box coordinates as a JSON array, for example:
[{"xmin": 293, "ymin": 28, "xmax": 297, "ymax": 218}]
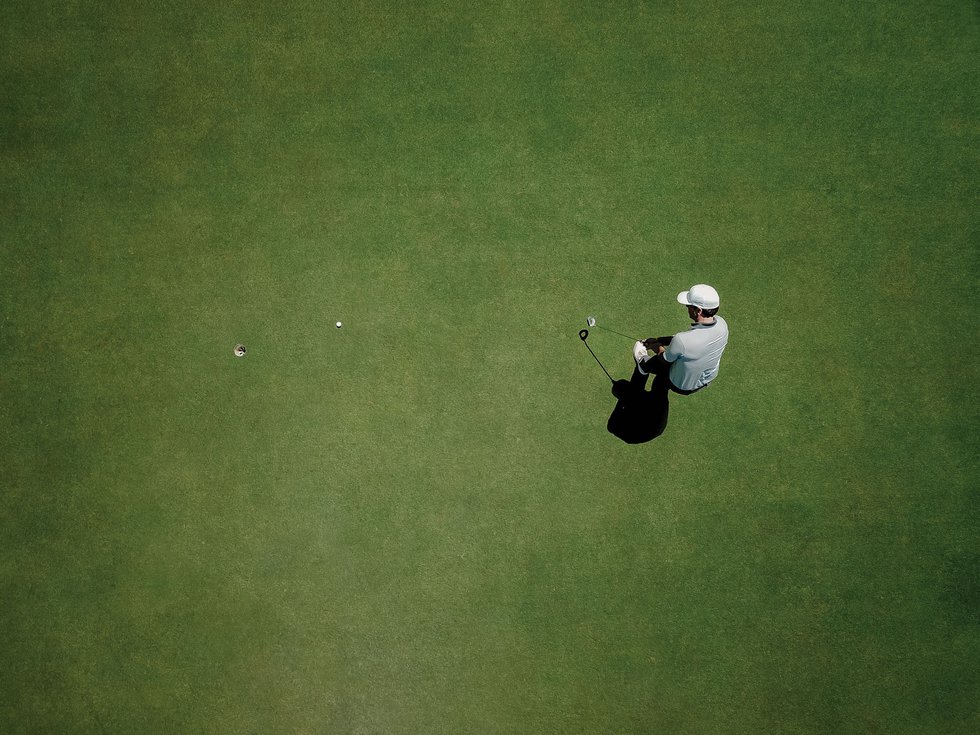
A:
[{"xmin": 663, "ymin": 333, "xmax": 683, "ymax": 363}]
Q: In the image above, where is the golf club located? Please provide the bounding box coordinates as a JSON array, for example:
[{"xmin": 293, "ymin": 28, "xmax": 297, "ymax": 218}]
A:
[
  {"xmin": 579, "ymin": 329, "xmax": 614, "ymax": 384},
  {"xmin": 585, "ymin": 315, "xmax": 640, "ymax": 343}
]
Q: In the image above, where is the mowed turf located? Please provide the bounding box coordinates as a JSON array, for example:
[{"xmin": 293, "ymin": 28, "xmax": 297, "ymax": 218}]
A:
[{"xmin": 1, "ymin": 1, "xmax": 977, "ymax": 733}]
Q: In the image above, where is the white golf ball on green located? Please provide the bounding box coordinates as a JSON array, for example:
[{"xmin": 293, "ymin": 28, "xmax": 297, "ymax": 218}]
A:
[{"xmin": 336, "ymin": 321, "xmax": 342, "ymax": 328}]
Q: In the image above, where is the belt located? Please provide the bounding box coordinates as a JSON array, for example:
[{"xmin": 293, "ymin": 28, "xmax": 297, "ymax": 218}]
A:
[{"xmin": 670, "ymin": 381, "xmax": 708, "ymax": 396}]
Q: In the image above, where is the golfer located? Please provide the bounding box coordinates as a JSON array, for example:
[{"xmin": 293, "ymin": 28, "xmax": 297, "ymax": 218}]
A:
[{"xmin": 633, "ymin": 284, "xmax": 729, "ymax": 395}]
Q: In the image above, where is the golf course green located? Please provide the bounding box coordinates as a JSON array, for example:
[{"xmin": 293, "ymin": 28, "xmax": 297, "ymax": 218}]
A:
[{"xmin": 2, "ymin": 1, "xmax": 977, "ymax": 732}]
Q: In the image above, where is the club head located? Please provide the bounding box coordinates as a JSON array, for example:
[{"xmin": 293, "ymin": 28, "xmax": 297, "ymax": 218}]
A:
[
  {"xmin": 586, "ymin": 316, "xmax": 596, "ymax": 327},
  {"xmin": 579, "ymin": 329, "xmax": 589, "ymax": 341}
]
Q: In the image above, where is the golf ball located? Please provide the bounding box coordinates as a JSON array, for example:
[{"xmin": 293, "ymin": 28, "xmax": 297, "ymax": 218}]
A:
[{"xmin": 336, "ymin": 321, "xmax": 343, "ymax": 328}]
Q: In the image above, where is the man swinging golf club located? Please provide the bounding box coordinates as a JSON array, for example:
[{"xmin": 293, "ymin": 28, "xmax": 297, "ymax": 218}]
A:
[{"xmin": 632, "ymin": 284, "xmax": 729, "ymax": 395}]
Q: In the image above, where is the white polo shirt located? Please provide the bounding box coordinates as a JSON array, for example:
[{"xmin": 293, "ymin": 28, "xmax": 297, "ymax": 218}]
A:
[{"xmin": 664, "ymin": 316, "xmax": 729, "ymax": 391}]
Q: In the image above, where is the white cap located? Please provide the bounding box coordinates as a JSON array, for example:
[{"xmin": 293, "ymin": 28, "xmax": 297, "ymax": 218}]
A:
[{"xmin": 677, "ymin": 284, "xmax": 720, "ymax": 310}]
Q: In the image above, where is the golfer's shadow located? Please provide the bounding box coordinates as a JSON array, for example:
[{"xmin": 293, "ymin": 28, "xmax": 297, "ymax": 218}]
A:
[{"xmin": 607, "ymin": 366, "xmax": 670, "ymax": 443}]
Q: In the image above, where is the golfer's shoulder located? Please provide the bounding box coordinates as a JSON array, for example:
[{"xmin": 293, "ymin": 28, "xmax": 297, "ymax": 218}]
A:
[
  {"xmin": 716, "ymin": 315, "xmax": 730, "ymax": 333},
  {"xmin": 669, "ymin": 330, "xmax": 689, "ymax": 352}
]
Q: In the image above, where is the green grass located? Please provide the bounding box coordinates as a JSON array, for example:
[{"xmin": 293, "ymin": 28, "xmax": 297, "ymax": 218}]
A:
[{"xmin": 2, "ymin": 1, "xmax": 978, "ymax": 733}]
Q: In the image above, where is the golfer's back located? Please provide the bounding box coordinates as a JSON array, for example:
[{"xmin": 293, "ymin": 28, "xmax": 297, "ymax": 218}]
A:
[{"xmin": 666, "ymin": 316, "xmax": 729, "ymax": 392}]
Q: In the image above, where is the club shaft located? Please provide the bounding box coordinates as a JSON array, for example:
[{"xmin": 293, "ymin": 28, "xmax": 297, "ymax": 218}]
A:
[{"xmin": 595, "ymin": 324, "xmax": 641, "ymax": 342}]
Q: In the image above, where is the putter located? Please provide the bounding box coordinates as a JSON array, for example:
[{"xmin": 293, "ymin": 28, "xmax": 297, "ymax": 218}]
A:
[
  {"xmin": 586, "ymin": 316, "xmax": 640, "ymax": 342},
  {"xmin": 579, "ymin": 329, "xmax": 614, "ymax": 384}
]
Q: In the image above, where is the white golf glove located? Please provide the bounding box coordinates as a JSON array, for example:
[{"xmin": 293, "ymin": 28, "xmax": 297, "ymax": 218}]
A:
[{"xmin": 633, "ymin": 341, "xmax": 649, "ymax": 374}]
